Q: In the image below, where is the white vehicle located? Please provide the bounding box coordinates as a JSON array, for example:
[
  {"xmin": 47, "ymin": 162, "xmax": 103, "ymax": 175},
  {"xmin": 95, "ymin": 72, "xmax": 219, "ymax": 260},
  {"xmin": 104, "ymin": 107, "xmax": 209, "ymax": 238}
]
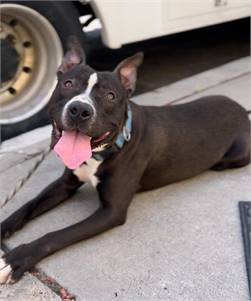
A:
[
  {"xmin": 1, "ymin": 0, "xmax": 250, "ymax": 139},
  {"xmin": 92, "ymin": 0, "xmax": 251, "ymax": 48}
]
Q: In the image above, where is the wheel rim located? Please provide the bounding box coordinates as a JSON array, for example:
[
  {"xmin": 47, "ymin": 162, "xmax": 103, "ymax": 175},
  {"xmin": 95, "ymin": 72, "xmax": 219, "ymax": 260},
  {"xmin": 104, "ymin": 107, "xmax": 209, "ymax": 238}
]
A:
[{"xmin": 0, "ymin": 4, "xmax": 63, "ymax": 124}]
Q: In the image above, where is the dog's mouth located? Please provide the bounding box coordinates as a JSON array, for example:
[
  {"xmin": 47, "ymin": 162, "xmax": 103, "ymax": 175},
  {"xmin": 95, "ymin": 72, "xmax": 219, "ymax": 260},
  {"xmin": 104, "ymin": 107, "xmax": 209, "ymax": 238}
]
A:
[
  {"xmin": 91, "ymin": 131, "xmax": 111, "ymax": 149},
  {"xmin": 52, "ymin": 122, "xmax": 112, "ymax": 169}
]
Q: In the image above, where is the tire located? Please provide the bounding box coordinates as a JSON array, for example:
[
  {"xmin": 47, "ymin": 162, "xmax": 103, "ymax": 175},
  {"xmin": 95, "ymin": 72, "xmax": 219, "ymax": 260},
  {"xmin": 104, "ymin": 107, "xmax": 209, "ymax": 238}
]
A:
[{"xmin": 0, "ymin": 1, "xmax": 87, "ymax": 141}]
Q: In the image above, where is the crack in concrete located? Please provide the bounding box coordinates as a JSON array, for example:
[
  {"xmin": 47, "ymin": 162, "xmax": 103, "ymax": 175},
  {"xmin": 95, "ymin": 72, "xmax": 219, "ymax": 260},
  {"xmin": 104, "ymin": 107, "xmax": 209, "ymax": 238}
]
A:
[
  {"xmin": 168, "ymin": 71, "xmax": 251, "ymax": 105},
  {"xmin": 1, "ymin": 243, "xmax": 76, "ymax": 301}
]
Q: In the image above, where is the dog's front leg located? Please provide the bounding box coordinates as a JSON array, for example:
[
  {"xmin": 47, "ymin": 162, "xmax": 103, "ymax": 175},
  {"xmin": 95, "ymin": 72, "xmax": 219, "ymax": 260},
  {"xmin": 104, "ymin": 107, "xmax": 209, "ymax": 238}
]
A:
[
  {"xmin": 0, "ymin": 174, "xmax": 139, "ymax": 284},
  {"xmin": 1, "ymin": 169, "xmax": 82, "ymax": 240}
]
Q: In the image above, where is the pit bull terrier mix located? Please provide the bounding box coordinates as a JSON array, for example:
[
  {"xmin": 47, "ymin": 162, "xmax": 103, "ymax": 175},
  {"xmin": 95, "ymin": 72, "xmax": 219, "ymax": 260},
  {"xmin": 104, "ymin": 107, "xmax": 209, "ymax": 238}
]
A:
[{"xmin": 0, "ymin": 37, "xmax": 250, "ymax": 284}]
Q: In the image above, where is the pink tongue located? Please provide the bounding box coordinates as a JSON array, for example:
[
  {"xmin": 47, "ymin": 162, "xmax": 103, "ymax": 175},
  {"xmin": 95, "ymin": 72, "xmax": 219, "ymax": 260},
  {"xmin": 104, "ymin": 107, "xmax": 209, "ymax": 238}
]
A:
[{"xmin": 54, "ymin": 131, "xmax": 92, "ymax": 169}]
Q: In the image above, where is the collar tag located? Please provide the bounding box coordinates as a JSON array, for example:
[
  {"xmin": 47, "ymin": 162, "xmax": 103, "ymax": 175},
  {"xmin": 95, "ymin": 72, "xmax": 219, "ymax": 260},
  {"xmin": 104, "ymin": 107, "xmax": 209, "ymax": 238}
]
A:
[{"xmin": 123, "ymin": 126, "xmax": 131, "ymax": 142}]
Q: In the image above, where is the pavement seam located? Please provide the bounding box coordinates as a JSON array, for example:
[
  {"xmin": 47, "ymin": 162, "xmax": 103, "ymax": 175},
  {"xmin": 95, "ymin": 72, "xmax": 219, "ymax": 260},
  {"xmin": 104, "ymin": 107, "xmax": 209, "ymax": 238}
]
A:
[
  {"xmin": 1, "ymin": 243, "xmax": 76, "ymax": 300},
  {"xmin": 167, "ymin": 71, "xmax": 251, "ymax": 105}
]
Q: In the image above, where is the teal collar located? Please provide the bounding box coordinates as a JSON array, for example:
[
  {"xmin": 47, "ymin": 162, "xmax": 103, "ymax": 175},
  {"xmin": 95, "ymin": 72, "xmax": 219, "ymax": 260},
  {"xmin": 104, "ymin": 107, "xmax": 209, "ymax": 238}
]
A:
[
  {"xmin": 93, "ymin": 105, "xmax": 132, "ymax": 161},
  {"xmin": 114, "ymin": 104, "xmax": 132, "ymax": 149}
]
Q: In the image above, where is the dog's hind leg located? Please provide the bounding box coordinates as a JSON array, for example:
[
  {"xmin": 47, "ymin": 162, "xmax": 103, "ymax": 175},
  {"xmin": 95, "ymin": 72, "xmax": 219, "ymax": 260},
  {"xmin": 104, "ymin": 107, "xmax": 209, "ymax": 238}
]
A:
[
  {"xmin": 211, "ymin": 133, "xmax": 250, "ymax": 171},
  {"xmin": 1, "ymin": 169, "xmax": 83, "ymax": 239}
]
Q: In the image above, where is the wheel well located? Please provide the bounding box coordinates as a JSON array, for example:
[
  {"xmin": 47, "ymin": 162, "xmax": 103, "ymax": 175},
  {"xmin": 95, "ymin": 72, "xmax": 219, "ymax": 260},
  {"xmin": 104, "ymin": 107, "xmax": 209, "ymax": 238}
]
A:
[{"xmin": 73, "ymin": 1, "xmax": 94, "ymax": 16}]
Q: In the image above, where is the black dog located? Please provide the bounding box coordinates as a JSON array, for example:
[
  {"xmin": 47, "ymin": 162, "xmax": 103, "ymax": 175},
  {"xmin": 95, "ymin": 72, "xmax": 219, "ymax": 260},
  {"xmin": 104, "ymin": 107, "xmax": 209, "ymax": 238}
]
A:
[{"xmin": 0, "ymin": 37, "xmax": 250, "ymax": 284}]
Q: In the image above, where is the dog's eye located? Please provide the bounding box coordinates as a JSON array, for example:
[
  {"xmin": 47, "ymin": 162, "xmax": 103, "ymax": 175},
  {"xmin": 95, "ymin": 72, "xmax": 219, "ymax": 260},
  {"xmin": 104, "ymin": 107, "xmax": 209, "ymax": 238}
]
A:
[
  {"xmin": 64, "ymin": 80, "xmax": 73, "ymax": 88},
  {"xmin": 106, "ymin": 92, "xmax": 116, "ymax": 102}
]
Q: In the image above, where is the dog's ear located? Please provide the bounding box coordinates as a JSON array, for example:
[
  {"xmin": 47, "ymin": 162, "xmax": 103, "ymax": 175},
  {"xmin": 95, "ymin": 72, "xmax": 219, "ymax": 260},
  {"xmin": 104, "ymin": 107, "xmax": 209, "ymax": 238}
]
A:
[
  {"xmin": 114, "ymin": 52, "xmax": 144, "ymax": 96},
  {"xmin": 58, "ymin": 36, "xmax": 85, "ymax": 74}
]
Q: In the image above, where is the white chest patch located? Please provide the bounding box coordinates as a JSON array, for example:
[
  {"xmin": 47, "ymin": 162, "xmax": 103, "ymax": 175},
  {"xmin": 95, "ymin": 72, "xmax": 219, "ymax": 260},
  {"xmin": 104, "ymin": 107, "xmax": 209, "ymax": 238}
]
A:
[{"xmin": 74, "ymin": 158, "xmax": 102, "ymax": 187}]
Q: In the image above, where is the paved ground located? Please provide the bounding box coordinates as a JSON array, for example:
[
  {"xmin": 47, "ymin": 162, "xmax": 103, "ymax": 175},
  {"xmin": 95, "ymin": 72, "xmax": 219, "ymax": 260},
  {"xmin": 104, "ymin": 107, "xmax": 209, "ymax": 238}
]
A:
[
  {"xmin": 0, "ymin": 57, "xmax": 250, "ymax": 300},
  {"xmin": 0, "ymin": 248, "xmax": 59, "ymax": 301}
]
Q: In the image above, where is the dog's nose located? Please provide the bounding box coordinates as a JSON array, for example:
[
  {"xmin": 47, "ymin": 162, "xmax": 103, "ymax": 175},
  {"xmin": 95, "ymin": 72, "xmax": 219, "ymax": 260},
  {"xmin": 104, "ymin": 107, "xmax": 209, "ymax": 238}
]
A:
[{"xmin": 68, "ymin": 102, "xmax": 94, "ymax": 121}]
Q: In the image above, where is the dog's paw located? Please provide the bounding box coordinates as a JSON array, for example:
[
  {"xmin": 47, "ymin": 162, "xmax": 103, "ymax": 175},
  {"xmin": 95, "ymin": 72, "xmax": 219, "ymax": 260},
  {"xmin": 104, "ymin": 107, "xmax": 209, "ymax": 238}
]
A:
[{"xmin": 0, "ymin": 244, "xmax": 36, "ymax": 284}]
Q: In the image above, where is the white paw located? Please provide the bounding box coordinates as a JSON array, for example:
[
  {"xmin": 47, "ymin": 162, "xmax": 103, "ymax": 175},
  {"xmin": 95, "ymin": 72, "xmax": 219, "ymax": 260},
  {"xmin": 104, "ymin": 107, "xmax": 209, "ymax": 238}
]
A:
[{"xmin": 0, "ymin": 257, "xmax": 12, "ymax": 284}]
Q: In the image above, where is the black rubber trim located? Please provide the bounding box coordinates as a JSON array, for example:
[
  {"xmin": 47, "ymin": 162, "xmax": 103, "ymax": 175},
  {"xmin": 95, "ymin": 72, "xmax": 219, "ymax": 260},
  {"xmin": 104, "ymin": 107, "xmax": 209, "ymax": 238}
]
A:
[{"xmin": 239, "ymin": 201, "xmax": 251, "ymax": 296}]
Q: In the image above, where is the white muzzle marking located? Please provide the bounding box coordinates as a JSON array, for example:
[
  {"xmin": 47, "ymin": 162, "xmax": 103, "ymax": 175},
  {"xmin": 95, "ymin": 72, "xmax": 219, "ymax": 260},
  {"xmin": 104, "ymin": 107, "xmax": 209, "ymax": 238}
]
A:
[{"xmin": 62, "ymin": 72, "xmax": 98, "ymax": 124}]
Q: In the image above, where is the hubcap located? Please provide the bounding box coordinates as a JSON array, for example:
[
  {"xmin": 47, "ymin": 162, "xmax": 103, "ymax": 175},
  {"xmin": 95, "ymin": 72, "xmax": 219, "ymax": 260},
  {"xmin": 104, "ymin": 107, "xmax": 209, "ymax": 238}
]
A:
[{"xmin": 0, "ymin": 4, "xmax": 63, "ymax": 124}]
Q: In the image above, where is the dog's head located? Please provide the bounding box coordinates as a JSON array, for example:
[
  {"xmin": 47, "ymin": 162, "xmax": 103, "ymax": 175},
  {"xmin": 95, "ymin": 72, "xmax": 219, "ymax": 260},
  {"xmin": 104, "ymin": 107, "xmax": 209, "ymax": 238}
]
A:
[{"xmin": 48, "ymin": 36, "xmax": 143, "ymax": 169}]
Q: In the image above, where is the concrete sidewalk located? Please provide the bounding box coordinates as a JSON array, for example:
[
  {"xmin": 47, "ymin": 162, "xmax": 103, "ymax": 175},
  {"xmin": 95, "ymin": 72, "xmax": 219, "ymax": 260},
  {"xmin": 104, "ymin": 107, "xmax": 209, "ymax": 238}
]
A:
[{"xmin": 0, "ymin": 57, "xmax": 250, "ymax": 301}]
